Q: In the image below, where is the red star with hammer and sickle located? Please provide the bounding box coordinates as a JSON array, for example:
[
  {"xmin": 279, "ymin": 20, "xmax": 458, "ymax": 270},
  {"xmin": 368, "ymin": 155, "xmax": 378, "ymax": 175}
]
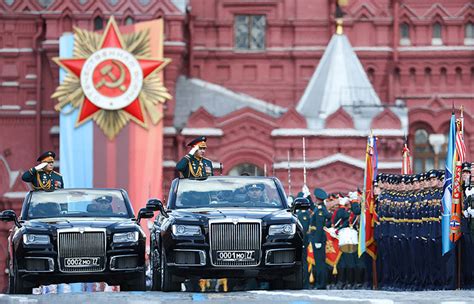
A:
[{"xmin": 56, "ymin": 19, "xmax": 167, "ymax": 125}]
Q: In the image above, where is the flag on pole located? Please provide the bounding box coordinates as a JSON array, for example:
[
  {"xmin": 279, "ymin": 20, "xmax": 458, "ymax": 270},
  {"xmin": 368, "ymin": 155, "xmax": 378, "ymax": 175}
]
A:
[
  {"xmin": 358, "ymin": 134, "xmax": 377, "ymax": 259},
  {"xmin": 401, "ymin": 143, "xmax": 413, "ymax": 175},
  {"xmin": 450, "ymin": 110, "xmax": 466, "ymax": 243},
  {"xmin": 307, "ymin": 242, "xmax": 315, "ymax": 284},
  {"xmin": 442, "ymin": 112, "xmax": 456, "ymax": 255}
]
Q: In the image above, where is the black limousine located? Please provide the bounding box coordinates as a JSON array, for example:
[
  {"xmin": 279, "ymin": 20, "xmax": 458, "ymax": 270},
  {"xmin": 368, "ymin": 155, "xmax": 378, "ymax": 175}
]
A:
[
  {"xmin": 0, "ymin": 188, "xmax": 155, "ymax": 294},
  {"xmin": 149, "ymin": 176, "xmax": 310, "ymax": 291}
]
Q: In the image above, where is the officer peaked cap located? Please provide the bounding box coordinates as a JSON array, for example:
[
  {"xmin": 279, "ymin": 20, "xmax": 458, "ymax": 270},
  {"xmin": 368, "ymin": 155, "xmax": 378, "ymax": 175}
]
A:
[
  {"xmin": 95, "ymin": 195, "xmax": 113, "ymax": 203},
  {"xmin": 37, "ymin": 151, "xmax": 56, "ymax": 162},
  {"xmin": 462, "ymin": 162, "xmax": 471, "ymax": 172},
  {"xmin": 313, "ymin": 188, "xmax": 328, "ymax": 200},
  {"xmin": 187, "ymin": 136, "xmax": 207, "ymax": 147},
  {"xmin": 246, "ymin": 183, "xmax": 265, "ymax": 191}
]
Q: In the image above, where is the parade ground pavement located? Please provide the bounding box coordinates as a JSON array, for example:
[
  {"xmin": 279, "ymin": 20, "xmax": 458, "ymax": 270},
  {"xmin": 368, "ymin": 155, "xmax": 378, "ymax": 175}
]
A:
[{"xmin": 1, "ymin": 289, "xmax": 474, "ymax": 304}]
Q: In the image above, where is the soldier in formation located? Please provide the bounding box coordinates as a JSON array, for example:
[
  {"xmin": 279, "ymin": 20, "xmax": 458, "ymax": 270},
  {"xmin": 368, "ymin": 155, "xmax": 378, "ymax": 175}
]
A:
[{"xmin": 374, "ymin": 170, "xmax": 448, "ymax": 290}]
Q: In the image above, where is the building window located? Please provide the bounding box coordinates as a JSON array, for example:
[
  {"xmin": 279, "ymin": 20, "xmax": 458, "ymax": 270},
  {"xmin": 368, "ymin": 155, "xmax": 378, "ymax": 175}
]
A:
[
  {"xmin": 125, "ymin": 17, "xmax": 134, "ymax": 25},
  {"xmin": 228, "ymin": 163, "xmax": 264, "ymax": 176},
  {"xmin": 94, "ymin": 16, "xmax": 104, "ymax": 30},
  {"xmin": 234, "ymin": 15, "xmax": 266, "ymax": 50},
  {"xmin": 414, "ymin": 129, "xmax": 434, "ymax": 173},
  {"xmin": 400, "ymin": 23, "xmax": 410, "ymax": 46},
  {"xmin": 465, "ymin": 22, "xmax": 474, "ymax": 45},
  {"xmin": 432, "ymin": 22, "xmax": 443, "ymax": 45}
]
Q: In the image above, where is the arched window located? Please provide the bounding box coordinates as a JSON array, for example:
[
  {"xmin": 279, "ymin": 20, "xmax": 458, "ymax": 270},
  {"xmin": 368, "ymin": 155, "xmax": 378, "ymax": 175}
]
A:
[
  {"xmin": 400, "ymin": 23, "xmax": 410, "ymax": 46},
  {"xmin": 228, "ymin": 163, "xmax": 264, "ymax": 176},
  {"xmin": 125, "ymin": 17, "xmax": 134, "ymax": 25},
  {"xmin": 465, "ymin": 22, "xmax": 474, "ymax": 45},
  {"xmin": 432, "ymin": 22, "xmax": 443, "ymax": 45},
  {"xmin": 94, "ymin": 16, "xmax": 104, "ymax": 30},
  {"xmin": 414, "ymin": 129, "xmax": 434, "ymax": 173}
]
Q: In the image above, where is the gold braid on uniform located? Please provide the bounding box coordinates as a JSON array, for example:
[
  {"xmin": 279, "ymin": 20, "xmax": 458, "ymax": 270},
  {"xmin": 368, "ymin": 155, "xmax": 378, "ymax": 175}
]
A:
[
  {"xmin": 36, "ymin": 172, "xmax": 52, "ymax": 191},
  {"xmin": 188, "ymin": 160, "xmax": 203, "ymax": 177}
]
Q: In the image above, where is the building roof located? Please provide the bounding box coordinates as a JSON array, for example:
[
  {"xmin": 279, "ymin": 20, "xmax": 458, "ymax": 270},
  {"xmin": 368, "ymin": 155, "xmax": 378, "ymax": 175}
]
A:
[
  {"xmin": 296, "ymin": 33, "xmax": 384, "ymax": 130},
  {"xmin": 174, "ymin": 76, "xmax": 286, "ymax": 129}
]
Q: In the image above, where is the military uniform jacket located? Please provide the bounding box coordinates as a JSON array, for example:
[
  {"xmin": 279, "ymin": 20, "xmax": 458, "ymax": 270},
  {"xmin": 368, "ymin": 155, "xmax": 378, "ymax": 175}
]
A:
[
  {"xmin": 176, "ymin": 155, "xmax": 214, "ymax": 178},
  {"xmin": 309, "ymin": 204, "xmax": 332, "ymax": 244},
  {"xmin": 22, "ymin": 167, "xmax": 64, "ymax": 191}
]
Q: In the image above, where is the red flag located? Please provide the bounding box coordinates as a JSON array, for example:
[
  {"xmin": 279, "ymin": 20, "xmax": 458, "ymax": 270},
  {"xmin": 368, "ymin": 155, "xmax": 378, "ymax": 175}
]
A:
[{"xmin": 324, "ymin": 227, "xmax": 342, "ymax": 275}]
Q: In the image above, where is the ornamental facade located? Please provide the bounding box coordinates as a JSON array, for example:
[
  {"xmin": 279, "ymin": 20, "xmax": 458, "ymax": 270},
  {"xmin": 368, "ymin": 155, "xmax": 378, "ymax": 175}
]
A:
[{"xmin": 0, "ymin": 1, "xmax": 473, "ymax": 264}]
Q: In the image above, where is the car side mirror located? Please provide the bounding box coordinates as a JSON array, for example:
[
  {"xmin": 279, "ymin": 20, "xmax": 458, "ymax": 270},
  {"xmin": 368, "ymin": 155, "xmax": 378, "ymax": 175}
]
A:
[
  {"xmin": 149, "ymin": 199, "xmax": 169, "ymax": 218},
  {"xmin": 292, "ymin": 197, "xmax": 311, "ymax": 212},
  {"xmin": 146, "ymin": 198, "xmax": 162, "ymax": 211},
  {"xmin": 136, "ymin": 207, "xmax": 154, "ymax": 224},
  {"xmin": 0, "ymin": 210, "xmax": 21, "ymax": 228}
]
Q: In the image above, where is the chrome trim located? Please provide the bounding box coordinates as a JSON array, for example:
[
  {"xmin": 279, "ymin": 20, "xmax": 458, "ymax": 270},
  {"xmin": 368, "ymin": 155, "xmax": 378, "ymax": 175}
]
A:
[
  {"xmin": 110, "ymin": 254, "xmax": 140, "ymax": 271},
  {"xmin": 265, "ymin": 248, "xmax": 296, "ymax": 266},
  {"xmin": 21, "ymin": 257, "xmax": 54, "ymax": 272},
  {"xmin": 57, "ymin": 228, "xmax": 107, "ymax": 273},
  {"xmin": 167, "ymin": 249, "xmax": 206, "ymax": 266},
  {"xmin": 209, "ymin": 218, "xmax": 262, "ymax": 267}
]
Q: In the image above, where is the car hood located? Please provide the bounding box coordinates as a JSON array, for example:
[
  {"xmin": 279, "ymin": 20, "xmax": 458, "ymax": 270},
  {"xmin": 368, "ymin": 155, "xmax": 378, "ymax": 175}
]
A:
[
  {"xmin": 22, "ymin": 217, "xmax": 138, "ymax": 232},
  {"xmin": 169, "ymin": 207, "xmax": 294, "ymax": 223}
]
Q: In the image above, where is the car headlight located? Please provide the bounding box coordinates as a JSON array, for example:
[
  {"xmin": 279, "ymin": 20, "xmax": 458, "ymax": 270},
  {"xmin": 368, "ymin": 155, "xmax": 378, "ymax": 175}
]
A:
[
  {"xmin": 113, "ymin": 231, "xmax": 139, "ymax": 243},
  {"xmin": 23, "ymin": 234, "xmax": 50, "ymax": 245},
  {"xmin": 269, "ymin": 224, "xmax": 296, "ymax": 236},
  {"xmin": 172, "ymin": 224, "xmax": 201, "ymax": 236}
]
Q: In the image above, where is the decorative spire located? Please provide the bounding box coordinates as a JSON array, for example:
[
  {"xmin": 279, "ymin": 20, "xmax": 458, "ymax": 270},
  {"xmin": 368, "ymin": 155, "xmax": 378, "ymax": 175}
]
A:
[{"xmin": 336, "ymin": 18, "xmax": 344, "ymax": 35}]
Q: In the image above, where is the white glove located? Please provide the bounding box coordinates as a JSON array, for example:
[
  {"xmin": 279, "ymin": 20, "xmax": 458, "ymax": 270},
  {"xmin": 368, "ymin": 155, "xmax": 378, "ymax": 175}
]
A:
[
  {"xmin": 466, "ymin": 187, "xmax": 474, "ymax": 197},
  {"xmin": 188, "ymin": 144, "xmax": 199, "ymax": 156},
  {"xmin": 302, "ymin": 184, "xmax": 310, "ymax": 198},
  {"xmin": 464, "ymin": 207, "xmax": 473, "ymax": 218},
  {"xmin": 34, "ymin": 162, "xmax": 48, "ymax": 171}
]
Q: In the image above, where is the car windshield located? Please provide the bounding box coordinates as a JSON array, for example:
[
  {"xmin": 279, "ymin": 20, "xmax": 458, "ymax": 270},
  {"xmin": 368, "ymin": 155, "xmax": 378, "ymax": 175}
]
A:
[
  {"xmin": 26, "ymin": 189, "xmax": 132, "ymax": 219},
  {"xmin": 174, "ymin": 178, "xmax": 284, "ymax": 209}
]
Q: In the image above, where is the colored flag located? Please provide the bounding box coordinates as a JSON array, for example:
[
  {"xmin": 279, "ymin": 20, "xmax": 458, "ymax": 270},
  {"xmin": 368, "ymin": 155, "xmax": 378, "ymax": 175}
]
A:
[
  {"xmin": 401, "ymin": 143, "xmax": 412, "ymax": 174},
  {"xmin": 358, "ymin": 135, "xmax": 377, "ymax": 259},
  {"xmin": 324, "ymin": 227, "xmax": 342, "ymax": 275},
  {"xmin": 307, "ymin": 242, "xmax": 315, "ymax": 283},
  {"xmin": 450, "ymin": 115, "xmax": 465, "ymax": 243},
  {"xmin": 442, "ymin": 112, "xmax": 456, "ymax": 255}
]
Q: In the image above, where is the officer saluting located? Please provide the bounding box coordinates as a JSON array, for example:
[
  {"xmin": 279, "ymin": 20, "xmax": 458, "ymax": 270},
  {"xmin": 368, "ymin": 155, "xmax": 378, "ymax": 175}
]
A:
[
  {"xmin": 22, "ymin": 151, "xmax": 63, "ymax": 191},
  {"xmin": 176, "ymin": 136, "xmax": 214, "ymax": 178}
]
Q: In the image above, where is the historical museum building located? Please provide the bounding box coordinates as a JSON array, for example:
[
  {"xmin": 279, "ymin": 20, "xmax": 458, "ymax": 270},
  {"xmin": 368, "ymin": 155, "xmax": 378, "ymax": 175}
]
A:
[{"xmin": 0, "ymin": 0, "xmax": 473, "ymax": 214}]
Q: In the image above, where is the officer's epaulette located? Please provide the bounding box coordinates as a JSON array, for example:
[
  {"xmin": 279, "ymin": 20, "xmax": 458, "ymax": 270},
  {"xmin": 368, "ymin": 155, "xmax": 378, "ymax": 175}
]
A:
[
  {"xmin": 202, "ymin": 157, "xmax": 212, "ymax": 162},
  {"xmin": 53, "ymin": 170, "xmax": 62, "ymax": 176}
]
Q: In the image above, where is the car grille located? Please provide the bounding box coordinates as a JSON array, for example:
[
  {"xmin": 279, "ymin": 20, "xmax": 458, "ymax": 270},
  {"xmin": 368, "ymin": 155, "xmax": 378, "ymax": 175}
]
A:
[
  {"xmin": 209, "ymin": 221, "xmax": 261, "ymax": 267},
  {"xmin": 57, "ymin": 229, "xmax": 106, "ymax": 273}
]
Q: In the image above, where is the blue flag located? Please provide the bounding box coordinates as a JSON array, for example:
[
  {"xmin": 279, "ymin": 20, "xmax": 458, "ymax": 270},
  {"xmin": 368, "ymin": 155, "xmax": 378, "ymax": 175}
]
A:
[{"xmin": 441, "ymin": 113, "xmax": 456, "ymax": 255}]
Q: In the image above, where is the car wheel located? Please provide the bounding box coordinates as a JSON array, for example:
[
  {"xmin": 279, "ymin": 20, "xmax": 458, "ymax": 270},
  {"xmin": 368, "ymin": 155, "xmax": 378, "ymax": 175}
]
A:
[
  {"xmin": 151, "ymin": 247, "xmax": 161, "ymax": 291},
  {"xmin": 285, "ymin": 263, "xmax": 303, "ymax": 290},
  {"xmin": 12, "ymin": 263, "xmax": 30, "ymax": 294},
  {"xmin": 160, "ymin": 247, "xmax": 180, "ymax": 292},
  {"xmin": 120, "ymin": 269, "xmax": 146, "ymax": 291}
]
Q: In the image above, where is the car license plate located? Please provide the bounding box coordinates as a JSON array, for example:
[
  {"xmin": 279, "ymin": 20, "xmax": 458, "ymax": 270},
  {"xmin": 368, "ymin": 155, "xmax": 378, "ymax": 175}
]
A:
[
  {"xmin": 216, "ymin": 250, "xmax": 255, "ymax": 262},
  {"xmin": 64, "ymin": 257, "xmax": 100, "ymax": 267}
]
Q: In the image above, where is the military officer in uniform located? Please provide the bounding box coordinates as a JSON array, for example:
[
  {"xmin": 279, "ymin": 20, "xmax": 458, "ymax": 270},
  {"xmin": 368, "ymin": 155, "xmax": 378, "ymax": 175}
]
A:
[
  {"xmin": 176, "ymin": 136, "xmax": 214, "ymax": 178},
  {"xmin": 22, "ymin": 151, "xmax": 63, "ymax": 191},
  {"xmin": 295, "ymin": 191, "xmax": 312, "ymax": 288},
  {"xmin": 308, "ymin": 188, "xmax": 332, "ymax": 289}
]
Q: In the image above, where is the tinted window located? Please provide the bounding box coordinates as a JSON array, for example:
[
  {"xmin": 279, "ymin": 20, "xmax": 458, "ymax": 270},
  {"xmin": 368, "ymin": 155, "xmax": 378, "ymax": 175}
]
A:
[
  {"xmin": 174, "ymin": 178, "xmax": 284, "ymax": 209},
  {"xmin": 27, "ymin": 190, "xmax": 132, "ymax": 219}
]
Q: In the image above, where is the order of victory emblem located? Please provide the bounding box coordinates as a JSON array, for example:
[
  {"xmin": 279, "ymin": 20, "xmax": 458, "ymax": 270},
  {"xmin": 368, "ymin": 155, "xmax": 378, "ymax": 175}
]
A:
[{"xmin": 52, "ymin": 17, "xmax": 171, "ymax": 139}]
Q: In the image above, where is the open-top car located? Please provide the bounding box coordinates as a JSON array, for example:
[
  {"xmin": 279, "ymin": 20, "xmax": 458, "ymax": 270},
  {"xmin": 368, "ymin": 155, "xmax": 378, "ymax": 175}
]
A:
[
  {"xmin": 0, "ymin": 188, "xmax": 155, "ymax": 294},
  {"xmin": 149, "ymin": 176, "xmax": 310, "ymax": 291}
]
